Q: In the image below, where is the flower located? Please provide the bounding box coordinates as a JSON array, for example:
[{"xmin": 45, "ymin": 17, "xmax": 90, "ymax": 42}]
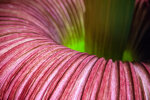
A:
[{"xmin": 0, "ymin": 0, "xmax": 150, "ymax": 100}]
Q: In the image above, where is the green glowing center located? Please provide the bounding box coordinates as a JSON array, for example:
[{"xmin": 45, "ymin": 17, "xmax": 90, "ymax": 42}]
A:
[
  {"xmin": 64, "ymin": 39, "xmax": 85, "ymax": 52},
  {"xmin": 122, "ymin": 50, "xmax": 133, "ymax": 61},
  {"xmin": 62, "ymin": 0, "xmax": 135, "ymax": 61}
]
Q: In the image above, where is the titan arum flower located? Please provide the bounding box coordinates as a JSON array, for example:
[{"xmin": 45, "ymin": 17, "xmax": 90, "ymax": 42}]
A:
[{"xmin": 0, "ymin": 0, "xmax": 150, "ymax": 100}]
